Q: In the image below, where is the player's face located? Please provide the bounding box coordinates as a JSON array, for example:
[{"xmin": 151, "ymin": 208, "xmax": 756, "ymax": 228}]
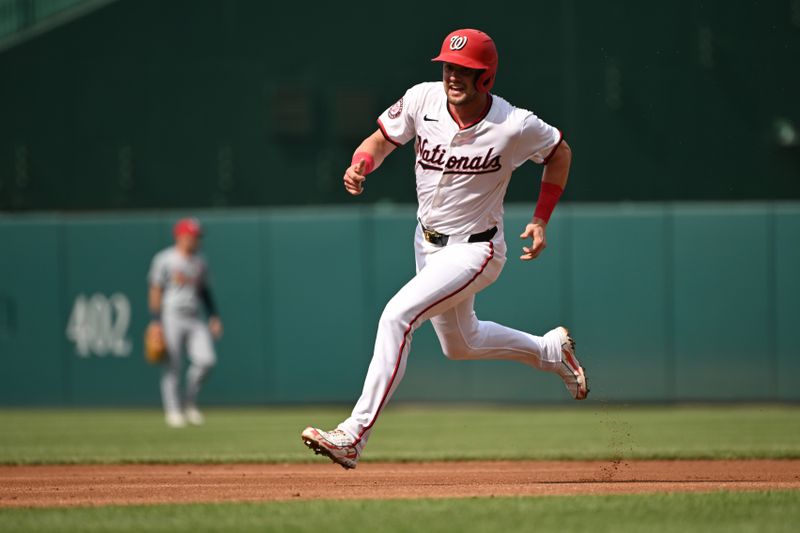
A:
[
  {"xmin": 176, "ymin": 234, "xmax": 201, "ymax": 254},
  {"xmin": 442, "ymin": 63, "xmax": 481, "ymax": 106}
]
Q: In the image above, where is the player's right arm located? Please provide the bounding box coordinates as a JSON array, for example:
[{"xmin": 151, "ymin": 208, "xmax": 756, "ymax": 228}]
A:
[
  {"xmin": 345, "ymin": 84, "xmax": 424, "ymax": 195},
  {"xmin": 343, "ymin": 130, "xmax": 397, "ymax": 196},
  {"xmin": 148, "ymin": 284, "xmax": 163, "ymax": 320},
  {"xmin": 147, "ymin": 284, "xmax": 164, "ymax": 340},
  {"xmin": 147, "ymin": 253, "xmax": 167, "ymax": 330}
]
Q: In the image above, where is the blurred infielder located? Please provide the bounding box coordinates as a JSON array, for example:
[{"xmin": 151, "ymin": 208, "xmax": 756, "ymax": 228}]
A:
[
  {"xmin": 302, "ymin": 29, "xmax": 588, "ymax": 468},
  {"xmin": 148, "ymin": 218, "xmax": 223, "ymax": 428}
]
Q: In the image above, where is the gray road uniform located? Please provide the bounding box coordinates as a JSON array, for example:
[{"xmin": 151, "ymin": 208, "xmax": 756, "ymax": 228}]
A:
[{"xmin": 148, "ymin": 246, "xmax": 217, "ymax": 415}]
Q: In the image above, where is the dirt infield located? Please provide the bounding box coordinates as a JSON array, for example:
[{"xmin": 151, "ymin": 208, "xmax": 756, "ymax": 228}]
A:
[{"xmin": 1, "ymin": 460, "xmax": 798, "ymax": 507}]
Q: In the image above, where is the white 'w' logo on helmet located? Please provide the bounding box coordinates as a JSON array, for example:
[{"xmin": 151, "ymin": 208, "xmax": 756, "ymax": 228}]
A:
[{"xmin": 449, "ymin": 35, "xmax": 468, "ymax": 50}]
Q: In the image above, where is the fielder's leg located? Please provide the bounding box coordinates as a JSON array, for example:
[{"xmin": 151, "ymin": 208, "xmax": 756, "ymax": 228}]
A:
[
  {"xmin": 160, "ymin": 315, "xmax": 186, "ymax": 428},
  {"xmin": 184, "ymin": 319, "xmax": 217, "ymax": 425}
]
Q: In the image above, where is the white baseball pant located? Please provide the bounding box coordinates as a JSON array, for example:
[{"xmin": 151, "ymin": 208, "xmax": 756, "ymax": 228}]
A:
[
  {"xmin": 339, "ymin": 225, "xmax": 564, "ymax": 450},
  {"xmin": 160, "ymin": 313, "xmax": 217, "ymax": 415}
]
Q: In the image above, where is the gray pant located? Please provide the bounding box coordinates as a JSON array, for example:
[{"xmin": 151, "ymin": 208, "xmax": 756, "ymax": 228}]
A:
[{"xmin": 160, "ymin": 313, "xmax": 217, "ymax": 415}]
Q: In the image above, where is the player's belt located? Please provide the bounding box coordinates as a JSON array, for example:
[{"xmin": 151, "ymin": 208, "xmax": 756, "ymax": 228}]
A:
[{"xmin": 421, "ymin": 224, "xmax": 498, "ymax": 247}]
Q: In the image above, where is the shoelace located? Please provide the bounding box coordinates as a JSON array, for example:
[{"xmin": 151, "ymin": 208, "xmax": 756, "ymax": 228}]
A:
[{"xmin": 325, "ymin": 430, "xmax": 354, "ymax": 446}]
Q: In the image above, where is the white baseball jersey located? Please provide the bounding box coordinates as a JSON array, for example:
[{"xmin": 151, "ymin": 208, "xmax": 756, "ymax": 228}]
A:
[
  {"xmin": 148, "ymin": 246, "xmax": 209, "ymax": 316},
  {"xmin": 377, "ymin": 82, "xmax": 562, "ymax": 236}
]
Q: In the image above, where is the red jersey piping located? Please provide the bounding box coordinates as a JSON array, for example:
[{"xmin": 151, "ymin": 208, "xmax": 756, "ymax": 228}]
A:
[{"xmin": 446, "ymin": 94, "xmax": 493, "ymax": 131}]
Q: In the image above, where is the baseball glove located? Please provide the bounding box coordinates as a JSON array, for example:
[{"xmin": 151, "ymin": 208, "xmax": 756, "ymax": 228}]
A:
[{"xmin": 144, "ymin": 322, "xmax": 166, "ymax": 364}]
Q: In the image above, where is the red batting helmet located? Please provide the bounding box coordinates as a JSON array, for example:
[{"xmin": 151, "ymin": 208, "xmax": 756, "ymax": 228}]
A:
[
  {"xmin": 173, "ymin": 217, "xmax": 203, "ymax": 238},
  {"xmin": 432, "ymin": 29, "xmax": 498, "ymax": 93}
]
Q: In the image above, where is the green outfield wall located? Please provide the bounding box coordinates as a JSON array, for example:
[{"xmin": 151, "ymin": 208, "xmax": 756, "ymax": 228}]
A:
[{"xmin": 0, "ymin": 202, "xmax": 798, "ymax": 406}]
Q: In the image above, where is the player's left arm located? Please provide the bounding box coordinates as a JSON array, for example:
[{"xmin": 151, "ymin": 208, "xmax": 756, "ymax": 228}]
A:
[
  {"xmin": 520, "ymin": 139, "xmax": 572, "ymax": 260},
  {"xmin": 199, "ymin": 282, "xmax": 223, "ymax": 339}
]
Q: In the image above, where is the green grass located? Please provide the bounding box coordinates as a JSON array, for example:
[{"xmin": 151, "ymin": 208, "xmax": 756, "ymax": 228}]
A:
[
  {"xmin": 1, "ymin": 491, "xmax": 798, "ymax": 533},
  {"xmin": 1, "ymin": 405, "xmax": 798, "ymax": 464}
]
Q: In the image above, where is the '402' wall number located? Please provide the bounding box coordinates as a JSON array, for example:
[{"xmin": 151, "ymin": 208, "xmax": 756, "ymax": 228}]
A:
[{"xmin": 66, "ymin": 293, "xmax": 132, "ymax": 357}]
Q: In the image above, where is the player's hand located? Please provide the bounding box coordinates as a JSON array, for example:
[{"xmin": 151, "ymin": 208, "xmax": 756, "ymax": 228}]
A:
[
  {"xmin": 209, "ymin": 316, "xmax": 223, "ymax": 340},
  {"xmin": 520, "ymin": 220, "xmax": 547, "ymax": 260},
  {"xmin": 149, "ymin": 320, "xmax": 163, "ymax": 336},
  {"xmin": 343, "ymin": 159, "xmax": 367, "ymax": 196}
]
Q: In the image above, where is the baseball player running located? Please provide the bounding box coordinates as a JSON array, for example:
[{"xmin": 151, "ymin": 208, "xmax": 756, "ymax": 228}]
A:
[
  {"xmin": 148, "ymin": 218, "xmax": 223, "ymax": 428},
  {"xmin": 302, "ymin": 29, "xmax": 587, "ymax": 468}
]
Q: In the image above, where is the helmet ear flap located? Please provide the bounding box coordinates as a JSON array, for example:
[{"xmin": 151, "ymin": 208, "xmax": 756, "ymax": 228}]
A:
[{"xmin": 476, "ymin": 70, "xmax": 494, "ymax": 93}]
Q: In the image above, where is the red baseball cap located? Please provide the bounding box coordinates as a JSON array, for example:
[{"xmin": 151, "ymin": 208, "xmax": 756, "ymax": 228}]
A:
[
  {"xmin": 173, "ymin": 217, "xmax": 203, "ymax": 238},
  {"xmin": 432, "ymin": 29, "xmax": 498, "ymax": 92}
]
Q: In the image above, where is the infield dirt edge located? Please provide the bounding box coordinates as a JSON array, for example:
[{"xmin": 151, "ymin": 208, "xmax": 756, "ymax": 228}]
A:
[{"xmin": 1, "ymin": 459, "xmax": 799, "ymax": 508}]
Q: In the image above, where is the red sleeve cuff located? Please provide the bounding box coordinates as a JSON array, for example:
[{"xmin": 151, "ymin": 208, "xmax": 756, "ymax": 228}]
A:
[
  {"xmin": 352, "ymin": 152, "xmax": 375, "ymax": 174},
  {"xmin": 534, "ymin": 181, "xmax": 564, "ymax": 223},
  {"xmin": 376, "ymin": 119, "xmax": 402, "ymax": 147}
]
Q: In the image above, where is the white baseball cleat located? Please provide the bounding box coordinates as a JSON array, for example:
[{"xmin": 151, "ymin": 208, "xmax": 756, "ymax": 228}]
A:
[
  {"xmin": 165, "ymin": 412, "xmax": 187, "ymax": 428},
  {"xmin": 551, "ymin": 326, "xmax": 589, "ymax": 400},
  {"xmin": 184, "ymin": 406, "xmax": 205, "ymax": 426},
  {"xmin": 301, "ymin": 426, "xmax": 360, "ymax": 470}
]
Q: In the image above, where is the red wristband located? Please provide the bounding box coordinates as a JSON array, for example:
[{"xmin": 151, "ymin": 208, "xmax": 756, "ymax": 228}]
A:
[
  {"xmin": 351, "ymin": 152, "xmax": 375, "ymax": 175},
  {"xmin": 533, "ymin": 182, "xmax": 564, "ymax": 223}
]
